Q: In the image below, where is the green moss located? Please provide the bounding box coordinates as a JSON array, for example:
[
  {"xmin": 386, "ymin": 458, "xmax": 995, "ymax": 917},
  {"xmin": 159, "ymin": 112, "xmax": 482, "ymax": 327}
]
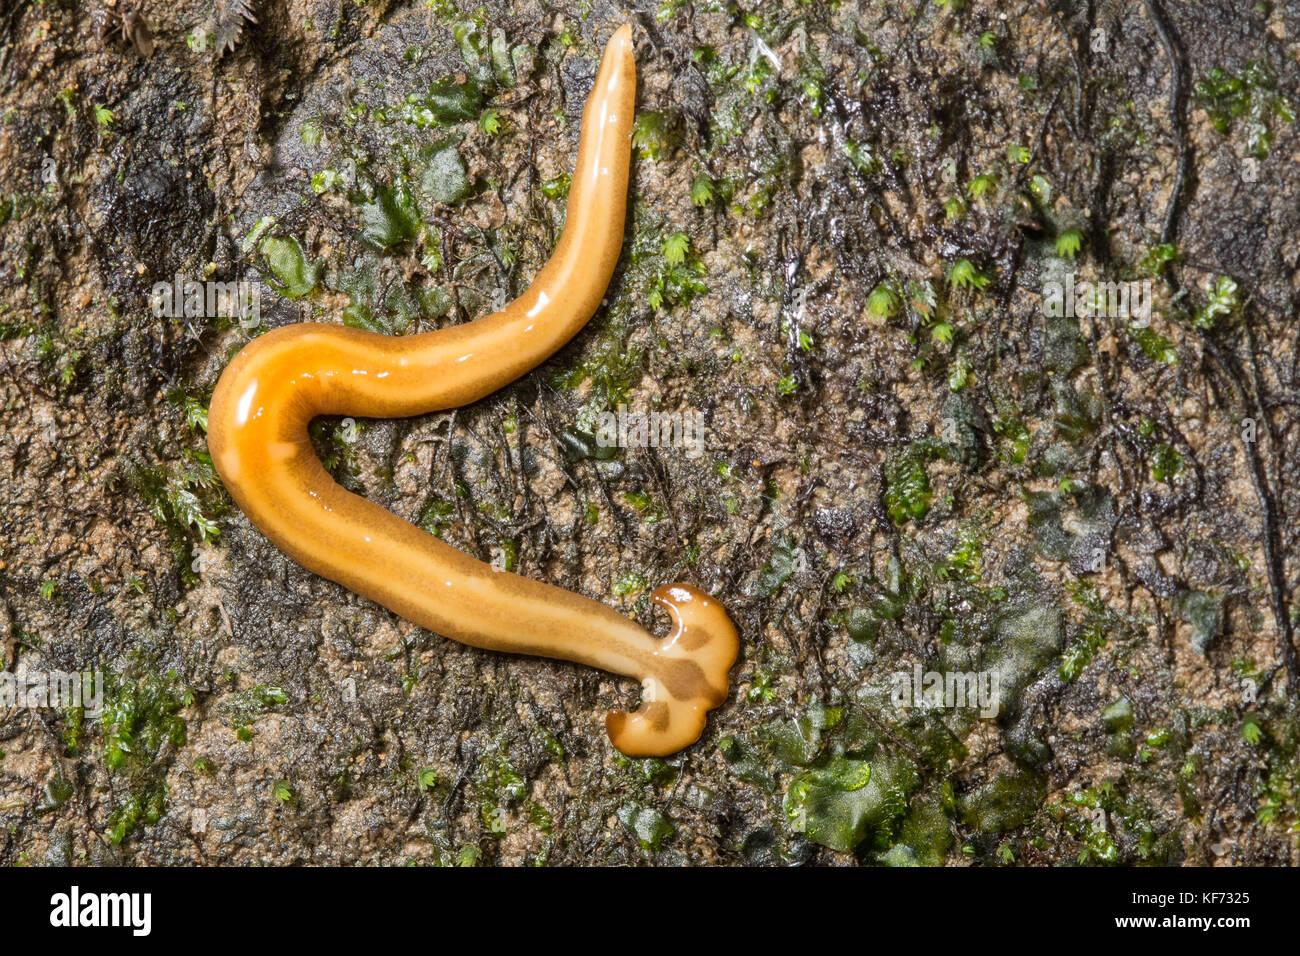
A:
[
  {"xmin": 540, "ymin": 173, "xmax": 570, "ymax": 200},
  {"xmin": 617, "ymin": 804, "xmax": 675, "ymax": 851},
  {"xmin": 417, "ymin": 497, "xmax": 456, "ymax": 536},
  {"xmin": 100, "ymin": 672, "xmax": 189, "ymax": 845},
  {"xmin": 62, "ymin": 705, "xmax": 84, "ymax": 756},
  {"xmin": 631, "ymin": 110, "xmax": 683, "ymax": 162},
  {"xmin": 259, "ymin": 235, "xmax": 321, "ymax": 299},
  {"xmin": 884, "ymin": 451, "xmax": 931, "ymax": 525},
  {"xmin": 866, "ymin": 282, "xmax": 900, "ymax": 321},
  {"xmin": 993, "ymin": 417, "xmax": 1030, "ymax": 464},
  {"xmin": 1140, "ymin": 242, "xmax": 1178, "ymax": 276},
  {"xmin": 1060, "ymin": 582, "xmax": 1121, "ymax": 681},
  {"xmin": 1256, "ymin": 722, "xmax": 1300, "ymax": 830},
  {"xmin": 1191, "ymin": 276, "xmax": 1239, "ymax": 331},
  {"xmin": 107, "ymin": 784, "xmax": 167, "ymax": 846},
  {"xmin": 690, "ymin": 172, "xmax": 715, "ymax": 206},
  {"xmin": 747, "ymin": 670, "xmax": 776, "ymax": 703},
  {"xmin": 946, "ymin": 259, "xmax": 990, "ymax": 291},
  {"xmin": 613, "ymin": 572, "xmax": 646, "ymax": 596},
  {"xmin": 957, "ymin": 771, "xmax": 1046, "ymax": 833},
  {"xmin": 1060, "ymin": 781, "xmax": 1184, "ymax": 864},
  {"xmin": 358, "ymin": 184, "xmax": 421, "ymax": 249},
  {"xmin": 422, "ymin": 75, "xmax": 489, "ymax": 123},
  {"xmin": 882, "ymin": 796, "xmax": 953, "ymax": 865},
  {"xmin": 1128, "ymin": 324, "xmax": 1177, "ymax": 365},
  {"xmin": 417, "ymin": 283, "xmax": 452, "ymax": 321},
  {"xmin": 167, "ymin": 390, "xmax": 209, "ymax": 432},
  {"xmin": 552, "ymin": 334, "xmax": 644, "ymax": 433},
  {"xmin": 1194, "ymin": 60, "xmax": 1294, "ymax": 158},
  {"xmin": 334, "ymin": 257, "xmax": 420, "ymax": 335},
  {"xmin": 754, "ymin": 533, "xmax": 804, "ymax": 597},
  {"xmin": 1054, "ymin": 229, "xmax": 1084, "ymax": 258},
  {"xmin": 646, "ymin": 233, "xmax": 707, "ymax": 312},
  {"xmin": 944, "ymin": 521, "xmax": 983, "ymax": 584},
  {"xmin": 414, "ymin": 140, "xmax": 471, "ymax": 206},
  {"xmin": 218, "ymin": 684, "xmax": 287, "ymax": 727},
  {"xmin": 471, "ymin": 746, "xmax": 525, "ymax": 837},
  {"xmin": 1150, "ymin": 443, "xmax": 1183, "ymax": 483},
  {"xmin": 39, "ymin": 773, "xmax": 74, "ymax": 814},
  {"xmin": 526, "ymin": 800, "xmax": 553, "ymax": 833},
  {"xmin": 784, "ymin": 753, "xmax": 919, "ymax": 854},
  {"xmin": 965, "ymin": 172, "xmax": 997, "ymax": 202},
  {"xmin": 128, "ymin": 451, "xmax": 224, "ymax": 586},
  {"xmin": 1102, "ymin": 697, "xmax": 1134, "ymax": 734}
]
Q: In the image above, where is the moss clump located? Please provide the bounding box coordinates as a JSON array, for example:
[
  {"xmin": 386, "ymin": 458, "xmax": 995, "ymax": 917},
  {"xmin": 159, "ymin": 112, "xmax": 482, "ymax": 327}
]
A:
[
  {"xmin": 617, "ymin": 804, "xmax": 675, "ymax": 851},
  {"xmin": 423, "ymin": 75, "xmax": 489, "ymax": 123},
  {"xmin": 417, "ymin": 497, "xmax": 456, "ymax": 536},
  {"xmin": 784, "ymin": 752, "xmax": 920, "ymax": 854},
  {"xmin": 100, "ymin": 672, "xmax": 188, "ymax": 846},
  {"xmin": 128, "ymin": 451, "xmax": 225, "ymax": 587},
  {"xmin": 358, "ymin": 184, "xmax": 421, "ymax": 249},
  {"xmin": 1060, "ymin": 582, "xmax": 1121, "ymax": 681},
  {"xmin": 1194, "ymin": 60, "xmax": 1295, "ymax": 158},
  {"xmin": 471, "ymin": 745, "xmax": 526, "ymax": 840},
  {"xmin": 259, "ymin": 235, "xmax": 321, "ymax": 298},
  {"xmin": 414, "ymin": 140, "xmax": 471, "ymax": 206},
  {"xmin": 987, "ymin": 596, "xmax": 1064, "ymax": 713},
  {"xmin": 1102, "ymin": 697, "xmax": 1134, "ymax": 734},
  {"xmin": 218, "ymin": 684, "xmax": 287, "ymax": 727},
  {"xmin": 1150, "ymin": 442, "xmax": 1184, "ymax": 483},
  {"xmin": 754, "ymin": 533, "xmax": 805, "ymax": 598},
  {"xmin": 884, "ymin": 450, "xmax": 931, "ymax": 525},
  {"xmin": 957, "ymin": 771, "xmax": 1046, "ymax": 834},
  {"xmin": 630, "ymin": 110, "xmax": 683, "ymax": 162},
  {"xmin": 881, "ymin": 795, "xmax": 953, "ymax": 865},
  {"xmin": 1128, "ymin": 325, "xmax": 1178, "ymax": 365},
  {"xmin": 334, "ymin": 256, "xmax": 424, "ymax": 336}
]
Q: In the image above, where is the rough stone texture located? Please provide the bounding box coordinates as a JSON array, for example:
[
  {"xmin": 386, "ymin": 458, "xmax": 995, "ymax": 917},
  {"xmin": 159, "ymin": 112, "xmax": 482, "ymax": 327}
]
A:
[{"xmin": 1, "ymin": 0, "xmax": 1298, "ymax": 865}]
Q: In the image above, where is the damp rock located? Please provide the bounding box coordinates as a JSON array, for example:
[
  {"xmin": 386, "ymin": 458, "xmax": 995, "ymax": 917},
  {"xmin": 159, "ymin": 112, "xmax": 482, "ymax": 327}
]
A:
[{"xmin": 1174, "ymin": 590, "xmax": 1224, "ymax": 655}]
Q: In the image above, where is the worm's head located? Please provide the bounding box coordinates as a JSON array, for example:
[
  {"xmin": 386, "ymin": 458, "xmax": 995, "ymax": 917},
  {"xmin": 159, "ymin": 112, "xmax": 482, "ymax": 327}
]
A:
[{"xmin": 605, "ymin": 584, "xmax": 738, "ymax": 757}]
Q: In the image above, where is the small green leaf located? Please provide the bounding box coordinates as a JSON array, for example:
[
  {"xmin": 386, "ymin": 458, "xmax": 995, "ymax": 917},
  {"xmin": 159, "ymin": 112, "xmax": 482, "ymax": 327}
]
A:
[
  {"xmin": 358, "ymin": 185, "xmax": 421, "ymax": 249},
  {"xmin": 662, "ymin": 232, "xmax": 690, "ymax": 266},
  {"xmin": 259, "ymin": 235, "xmax": 321, "ymax": 298},
  {"xmin": 1055, "ymin": 229, "xmax": 1084, "ymax": 258}
]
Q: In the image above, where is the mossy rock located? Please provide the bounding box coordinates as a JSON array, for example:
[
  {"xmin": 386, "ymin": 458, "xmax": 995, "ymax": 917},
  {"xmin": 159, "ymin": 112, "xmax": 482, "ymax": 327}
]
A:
[{"xmin": 957, "ymin": 771, "xmax": 1047, "ymax": 834}]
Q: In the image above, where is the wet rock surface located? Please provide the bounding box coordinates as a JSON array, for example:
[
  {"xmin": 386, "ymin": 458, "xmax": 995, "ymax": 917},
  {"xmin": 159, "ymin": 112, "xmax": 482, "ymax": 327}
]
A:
[{"xmin": 1, "ymin": 0, "xmax": 1298, "ymax": 865}]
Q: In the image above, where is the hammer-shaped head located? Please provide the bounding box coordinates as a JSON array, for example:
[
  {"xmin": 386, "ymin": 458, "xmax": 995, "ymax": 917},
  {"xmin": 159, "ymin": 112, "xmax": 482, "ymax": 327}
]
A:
[{"xmin": 605, "ymin": 584, "xmax": 739, "ymax": 757}]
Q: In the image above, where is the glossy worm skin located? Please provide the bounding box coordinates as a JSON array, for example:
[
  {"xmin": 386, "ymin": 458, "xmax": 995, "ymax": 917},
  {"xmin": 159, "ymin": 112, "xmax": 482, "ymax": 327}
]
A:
[{"xmin": 207, "ymin": 25, "xmax": 738, "ymax": 757}]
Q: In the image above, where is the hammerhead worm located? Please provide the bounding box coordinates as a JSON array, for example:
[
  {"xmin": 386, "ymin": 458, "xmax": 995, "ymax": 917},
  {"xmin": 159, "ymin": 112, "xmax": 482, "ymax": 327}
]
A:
[{"xmin": 207, "ymin": 25, "xmax": 738, "ymax": 757}]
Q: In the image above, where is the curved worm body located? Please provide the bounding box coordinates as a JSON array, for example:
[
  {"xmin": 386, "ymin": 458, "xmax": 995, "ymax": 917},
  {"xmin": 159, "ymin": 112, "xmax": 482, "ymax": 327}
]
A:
[{"xmin": 207, "ymin": 25, "xmax": 738, "ymax": 757}]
